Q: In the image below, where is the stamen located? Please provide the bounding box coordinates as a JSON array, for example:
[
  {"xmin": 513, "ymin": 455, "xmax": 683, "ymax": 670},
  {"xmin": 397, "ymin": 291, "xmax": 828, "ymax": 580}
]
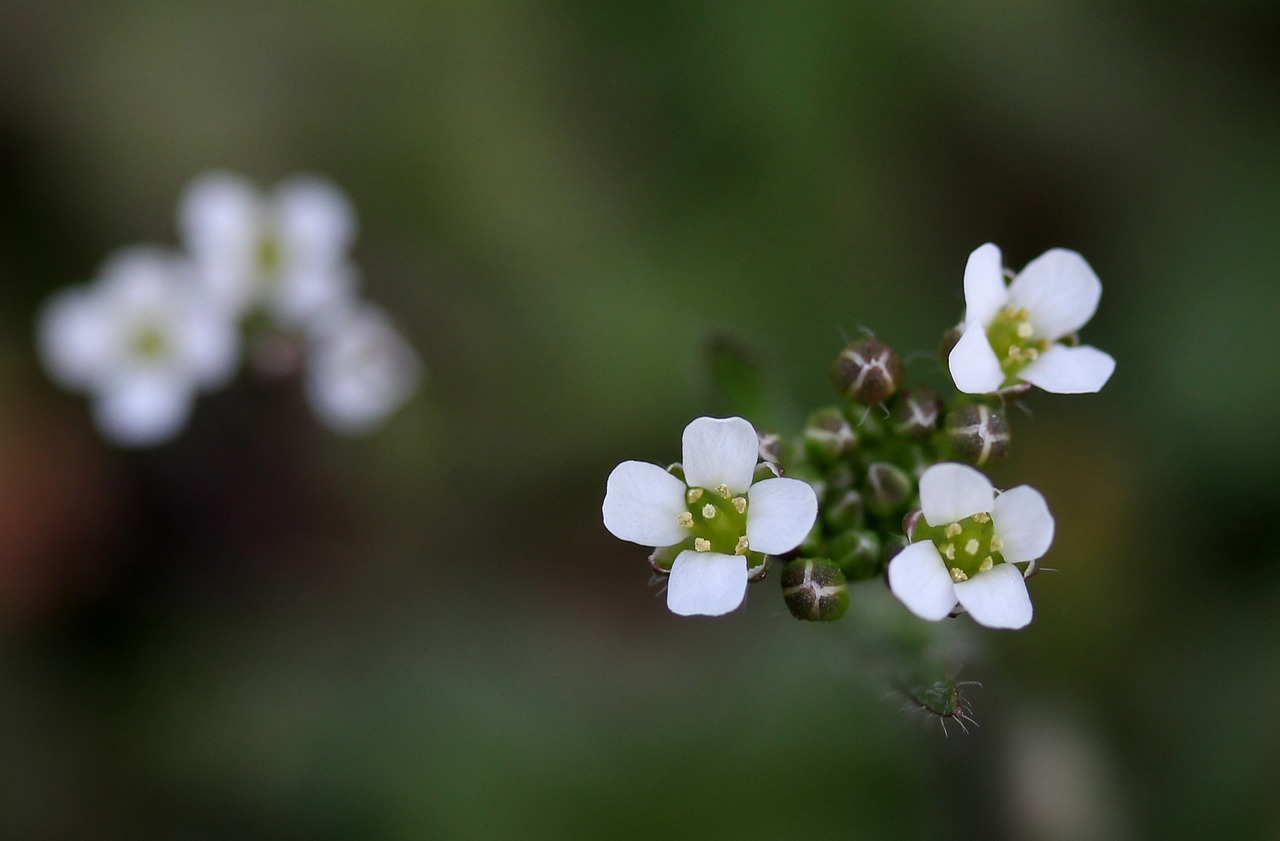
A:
[
  {"xmin": 715, "ymin": 483, "xmax": 732, "ymax": 499},
  {"xmin": 944, "ymin": 523, "xmax": 962, "ymax": 538},
  {"xmin": 686, "ymin": 488, "xmax": 704, "ymax": 505},
  {"xmin": 677, "ymin": 512, "xmax": 694, "ymax": 528},
  {"xmin": 979, "ymin": 557, "xmax": 994, "ymax": 572},
  {"xmin": 694, "ymin": 538, "xmax": 711, "ymax": 552},
  {"xmin": 972, "ymin": 512, "xmax": 991, "ymax": 524},
  {"xmin": 941, "ymin": 543, "xmax": 956, "ymax": 561},
  {"xmin": 734, "ymin": 536, "xmax": 749, "ymax": 555},
  {"xmin": 989, "ymin": 535, "xmax": 1003, "ymax": 552},
  {"xmin": 964, "ymin": 539, "xmax": 980, "ymax": 556},
  {"xmin": 1016, "ymin": 322, "xmax": 1034, "ymax": 339},
  {"xmin": 702, "ymin": 503, "xmax": 716, "ymax": 519},
  {"xmin": 732, "ymin": 497, "xmax": 747, "ymax": 514},
  {"xmin": 949, "ymin": 567, "xmax": 968, "ymax": 583}
]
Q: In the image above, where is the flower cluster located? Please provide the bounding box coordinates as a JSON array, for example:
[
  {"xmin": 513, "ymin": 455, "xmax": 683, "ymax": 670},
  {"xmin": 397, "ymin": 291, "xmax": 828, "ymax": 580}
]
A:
[
  {"xmin": 603, "ymin": 243, "xmax": 1113, "ymax": 635},
  {"xmin": 38, "ymin": 171, "xmax": 421, "ymax": 445}
]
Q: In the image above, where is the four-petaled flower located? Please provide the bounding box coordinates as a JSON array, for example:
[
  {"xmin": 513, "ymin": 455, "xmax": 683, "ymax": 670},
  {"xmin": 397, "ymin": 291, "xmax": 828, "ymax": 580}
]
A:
[
  {"xmin": 37, "ymin": 247, "xmax": 237, "ymax": 446},
  {"xmin": 887, "ymin": 463, "xmax": 1054, "ymax": 629},
  {"xmin": 603, "ymin": 417, "xmax": 818, "ymax": 616},
  {"xmin": 178, "ymin": 171, "xmax": 358, "ymax": 328},
  {"xmin": 949, "ymin": 243, "xmax": 1116, "ymax": 395}
]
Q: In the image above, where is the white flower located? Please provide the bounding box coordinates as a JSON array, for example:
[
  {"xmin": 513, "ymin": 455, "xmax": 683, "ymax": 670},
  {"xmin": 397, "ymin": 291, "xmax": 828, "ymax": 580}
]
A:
[
  {"xmin": 602, "ymin": 416, "xmax": 818, "ymax": 617},
  {"xmin": 37, "ymin": 247, "xmax": 238, "ymax": 446},
  {"xmin": 178, "ymin": 171, "xmax": 359, "ymax": 327},
  {"xmin": 305, "ymin": 304, "xmax": 422, "ymax": 435},
  {"xmin": 887, "ymin": 463, "xmax": 1053, "ymax": 629},
  {"xmin": 948, "ymin": 243, "xmax": 1116, "ymax": 394}
]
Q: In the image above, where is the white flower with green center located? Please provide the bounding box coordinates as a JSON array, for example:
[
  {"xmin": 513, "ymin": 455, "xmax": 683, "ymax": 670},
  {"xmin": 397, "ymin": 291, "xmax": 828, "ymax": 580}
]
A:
[
  {"xmin": 37, "ymin": 247, "xmax": 237, "ymax": 446},
  {"xmin": 305, "ymin": 304, "xmax": 422, "ymax": 435},
  {"xmin": 887, "ymin": 463, "xmax": 1053, "ymax": 629},
  {"xmin": 178, "ymin": 171, "xmax": 358, "ymax": 327},
  {"xmin": 949, "ymin": 243, "xmax": 1116, "ymax": 394},
  {"xmin": 603, "ymin": 417, "xmax": 818, "ymax": 617}
]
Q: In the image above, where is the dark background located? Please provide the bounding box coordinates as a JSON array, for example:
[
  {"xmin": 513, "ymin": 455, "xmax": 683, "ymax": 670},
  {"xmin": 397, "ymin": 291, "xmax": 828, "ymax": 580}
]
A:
[{"xmin": 1, "ymin": 2, "xmax": 1278, "ymax": 838}]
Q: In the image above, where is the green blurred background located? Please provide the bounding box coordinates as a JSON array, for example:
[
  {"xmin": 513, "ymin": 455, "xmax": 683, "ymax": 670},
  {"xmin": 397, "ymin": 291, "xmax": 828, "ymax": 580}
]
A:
[{"xmin": 1, "ymin": 2, "xmax": 1278, "ymax": 838}]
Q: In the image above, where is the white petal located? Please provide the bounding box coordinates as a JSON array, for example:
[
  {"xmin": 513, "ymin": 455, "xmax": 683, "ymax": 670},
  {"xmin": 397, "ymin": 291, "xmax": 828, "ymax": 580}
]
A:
[
  {"xmin": 93, "ymin": 373, "xmax": 192, "ymax": 446},
  {"xmin": 887, "ymin": 542, "xmax": 956, "ymax": 621},
  {"xmin": 178, "ymin": 171, "xmax": 260, "ymax": 261},
  {"xmin": 992, "ymin": 485, "xmax": 1055, "ymax": 563},
  {"xmin": 1018, "ymin": 344, "xmax": 1115, "ymax": 394},
  {"xmin": 667, "ymin": 550, "xmax": 747, "ymax": 616},
  {"xmin": 602, "ymin": 460, "xmax": 690, "ymax": 547},
  {"xmin": 272, "ymin": 263, "xmax": 359, "ymax": 327},
  {"xmin": 948, "ymin": 322, "xmax": 1005, "ymax": 394},
  {"xmin": 744, "ymin": 477, "xmax": 817, "ymax": 555},
  {"xmin": 37, "ymin": 287, "xmax": 111, "ymax": 388},
  {"xmin": 180, "ymin": 304, "xmax": 239, "ymax": 388},
  {"xmin": 953, "ymin": 563, "xmax": 1032, "ymax": 629},
  {"xmin": 305, "ymin": 307, "xmax": 421, "ymax": 435},
  {"xmin": 1007, "ymin": 248, "xmax": 1101, "ymax": 341},
  {"xmin": 681, "ymin": 416, "xmax": 759, "ymax": 494},
  {"xmin": 918, "ymin": 463, "xmax": 994, "ymax": 526},
  {"xmin": 962, "ymin": 242, "xmax": 1008, "ymax": 327},
  {"xmin": 274, "ymin": 176, "xmax": 356, "ymax": 264}
]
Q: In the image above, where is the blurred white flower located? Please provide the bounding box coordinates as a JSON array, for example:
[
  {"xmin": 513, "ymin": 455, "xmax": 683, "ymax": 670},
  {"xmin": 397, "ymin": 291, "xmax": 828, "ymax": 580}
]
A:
[
  {"xmin": 602, "ymin": 416, "xmax": 818, "ymax": 617},
  {"xmin": 949, "ymin": 243, "xmax": 1116, "ymax": 394},
  {"xmin": 178, "ymin": 171, "xmax": 358, "ymax": 327},
  {"xmin": 887, "ymin": 463, "xmax": 1053, "ymax": 629},
  {"xmin": 37, "ymin": 247, "xmax": 238, "ymax": 446},
  {"xmin": 304, "ymin": 304, "xmax": 422, "ymax": 435}
]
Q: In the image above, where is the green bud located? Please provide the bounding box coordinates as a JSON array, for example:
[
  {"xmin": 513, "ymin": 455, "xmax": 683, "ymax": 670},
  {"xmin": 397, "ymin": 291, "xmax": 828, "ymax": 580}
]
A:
[
  {"xmin": 822, "ymin": 488, "xmax": 865, "ymax": 532},
  {"xmin": 864, "ymin": 461, "xmax": 913, "ymax": 517},
  {"xmin": 647, "ymin": 544, "xmax": 681, "ymax": 573},
  {"xmin": 756, "ymin": 431, "xmax": 788, "ymax": 469},
  {"xmin": 666, "ymin": 462, "xmax": 685, "ymax": 482},
  {"xmin": 824, "ymin": 460, "xmax": 856, "ymax": 494},
  {"xmin": 803, "ymin": 407, "xmax": 857, "ymax": 465},
  {"xmin": 753, "ymin": 462, "xmax": 781, "ymax": 483},
  {"xmin": 829, "ymin": 529, "xmax": 881, "ymax": 580},
  {"xmin": 891, "ymin": 388, "xmax": 942, "ymax": 440},
  {"xmin": 945, "ymin": 404, "xmax": 1011, "ymax": 467},
  {"xmin": 831, "ymin": 337, "xmax": 902, "ymax": 405},
  {"xmin": 939, "ymin": 325, "xmax": 963, "ymax": 365},
  {"xmin": 781, "ymin": 558, "xmax": 849, "ymax": 621}
]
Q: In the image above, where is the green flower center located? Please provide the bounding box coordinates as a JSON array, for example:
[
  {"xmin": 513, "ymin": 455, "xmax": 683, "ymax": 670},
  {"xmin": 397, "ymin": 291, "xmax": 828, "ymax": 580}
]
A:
[
  {"xmin": 256, "ymin": 232, "xmax": 283, "ymax": 275},
  {"xmin": 130, "ymin": 322, "xmax": 169, "ymax": 360},
  {"xmin": 985, "ymin": 306, "xmax": 1051, "ymax": 381},
  {"xmin": 913, "ymin": 511, "xmax": 1005, "ymax": 582},
  {"xmin": 677, "ymin": 483, "xmax": 752, "ymax": 557}
]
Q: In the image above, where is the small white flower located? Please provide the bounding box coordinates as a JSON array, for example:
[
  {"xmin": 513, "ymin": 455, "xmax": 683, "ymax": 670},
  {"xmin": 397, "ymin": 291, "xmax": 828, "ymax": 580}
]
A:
[
  {"xmin": 887, "ymin": 463, "xmax": 1053, "ymax": 629},
  {"xmin": 949, "ymin": 243, "xmax": 1116, "ymax": 394},
  {"xmin": 602, "ymin": 416, "xmax": 818, "ymax": 617},
  {"xmin": 37, "ymin": 247, "xmax": 238, "ymax": 446},
  {"xmin": 305, "ymin": 304, "xmax": 422, "ymax": 435},
  {"xmin": 178, "ymin": 171, "xmax": 359, "ymax": 327}
]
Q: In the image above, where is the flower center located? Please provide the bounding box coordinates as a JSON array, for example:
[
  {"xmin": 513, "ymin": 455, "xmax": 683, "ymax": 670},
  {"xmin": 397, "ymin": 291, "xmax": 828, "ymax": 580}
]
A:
[
  {"xmin": 256, "ymin": 232, "xmax": 283, "ymax": 276},
  {"xmin": 985, "ymin": 306, "xmax": 1050, "ymax": 380},
  {"xmin": 677, "ymin": 484, "xmax": 751, "ymax": 557},
  {"xmin": 130, "ymin": 322, "xmax": 169, "ymax": 360},
  {"xmin": 912, "ymin": 511, "xmax": 1005, "ymax": 582}
]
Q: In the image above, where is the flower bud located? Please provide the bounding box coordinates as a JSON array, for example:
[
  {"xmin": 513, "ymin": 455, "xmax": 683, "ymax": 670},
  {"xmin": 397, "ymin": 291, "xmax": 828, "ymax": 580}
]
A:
[
  {"xmin": 944, "ymin": 404, "xmax": 1011, "ymax": 466},
  {"xmin": 831, "ymin": 337, "xmax": 902, "ymax": 405},
  {"xmin": 781, "ymin": 558, "xmax": 849, "ymax": 621},
  {"xmin": 829, "ymin": 529, "xmax": 881, "ymax": 581},
  {"xmin": 822, "ymin": 488, "xmax": 865, "ymax": 532},
  {"xmin": 803, "ymin": 407, "xmax": 856, "ymax": 465},
  {"xmin": 891, "ymin": 388, "xmax": 942, "ymax": 440},
  {"xmin": 864, "ymin": 461, "xmax": 913, "ymax": 517}
]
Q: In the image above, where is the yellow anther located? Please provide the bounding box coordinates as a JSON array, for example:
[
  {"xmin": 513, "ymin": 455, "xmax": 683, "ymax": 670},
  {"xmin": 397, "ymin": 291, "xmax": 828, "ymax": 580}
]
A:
[
  {"xmin": 1024, "ymin": 347, "xmax": 1039, "ymax": 361},
  {"xmin": 973, "ymin": 512, "xmax": 990, "ymax": 524},
  {"xmin": 965, "ymin": 539, "xmax": 980, "ymax": 556},
  {"xmin": 1016, "ymin": 322, "xmax": 1034, "ymax": 339},
  {"xmin": 949, "ymin": 567, "xmax": 969, "ymax": 583},
  {"xmin": 694, "ymin": 538, "xmax": 711, "ymax": 552},
  {"xmin": 944, "ymin": 522, "xmax": 962, "ymax": 538},
  {"xmin": 734, "ymin": 536, "xmax": 750, "ymax": 555},
  {"xmin": 715, "ymin": 483, "xmax": 732, "ymax": 499},
  {"xmin": 732, "ymin": 497, "xmax": 747, "ymax": 514},
  {"xmin": 989, "ymin": 535, "xmax": 1003, "ymax": 552},
  {"xmin": 686, "ymin": 488, "xmax": 704, "ymax": 505},
  {"xmin": 701, "ymin": 503, "xmax": 716, "ymax": 519},
  {"xmin": 677, "ymin": 512, "xmax": 694, "ymax": 528},
  {"xmin": 979, "ymin": 556, "xmax": 994, "ymax": 572},
  {"xmin": 941, "ymin": 543, "xmax": 956, "ymax": 561}
]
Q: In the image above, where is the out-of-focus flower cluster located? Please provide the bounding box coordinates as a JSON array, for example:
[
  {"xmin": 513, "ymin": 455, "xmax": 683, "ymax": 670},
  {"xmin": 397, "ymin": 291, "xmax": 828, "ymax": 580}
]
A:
[{"xmin": 37, "ymin": 172, "xmax": 422, "ymax": 445}]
